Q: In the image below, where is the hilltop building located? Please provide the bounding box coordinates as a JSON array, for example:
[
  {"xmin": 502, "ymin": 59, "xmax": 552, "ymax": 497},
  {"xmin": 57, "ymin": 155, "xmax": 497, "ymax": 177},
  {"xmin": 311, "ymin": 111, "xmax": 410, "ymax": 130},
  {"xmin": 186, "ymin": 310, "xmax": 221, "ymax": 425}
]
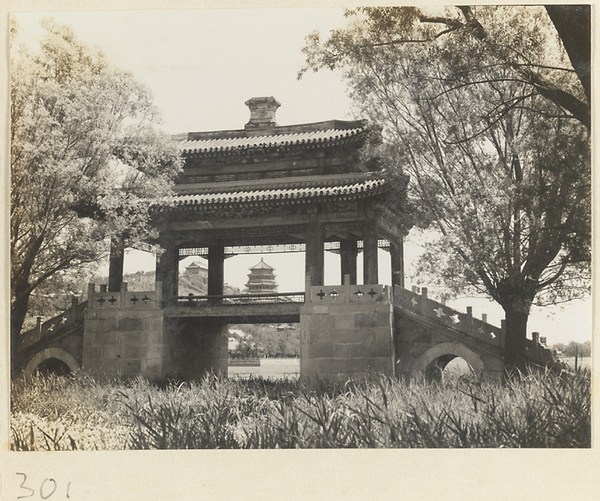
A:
[{"xmin": 184, "ymin": 261, "xmax": 207, "ymax": 277}]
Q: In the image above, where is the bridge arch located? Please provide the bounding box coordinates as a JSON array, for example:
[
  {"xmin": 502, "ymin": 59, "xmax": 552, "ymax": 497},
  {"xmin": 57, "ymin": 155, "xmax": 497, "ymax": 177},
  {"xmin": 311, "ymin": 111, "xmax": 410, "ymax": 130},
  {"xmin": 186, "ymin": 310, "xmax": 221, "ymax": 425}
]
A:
[
  {"xmin": 411, "ymin": 342, "xmax": 486, "ymax": 380},
  {"xmin": 24, "ymin": 348, "xmax": 80, "ymax": 376}
]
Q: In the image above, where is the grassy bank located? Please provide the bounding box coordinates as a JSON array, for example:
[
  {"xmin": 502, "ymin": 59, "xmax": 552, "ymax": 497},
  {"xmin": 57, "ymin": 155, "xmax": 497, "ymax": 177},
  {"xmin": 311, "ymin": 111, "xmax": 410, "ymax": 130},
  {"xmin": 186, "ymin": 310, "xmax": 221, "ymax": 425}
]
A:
[{"xmin": 11, "ymin": 370, "xmax": 590, "ymax": 450}]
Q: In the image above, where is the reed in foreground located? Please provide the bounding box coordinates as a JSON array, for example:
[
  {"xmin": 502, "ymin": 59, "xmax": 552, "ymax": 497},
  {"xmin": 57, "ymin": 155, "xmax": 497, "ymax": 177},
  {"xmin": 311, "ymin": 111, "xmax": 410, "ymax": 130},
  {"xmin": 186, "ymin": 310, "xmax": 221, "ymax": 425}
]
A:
[{"xmin": 11, "ymin": 370, "xmax": 590, "ymax": 450}]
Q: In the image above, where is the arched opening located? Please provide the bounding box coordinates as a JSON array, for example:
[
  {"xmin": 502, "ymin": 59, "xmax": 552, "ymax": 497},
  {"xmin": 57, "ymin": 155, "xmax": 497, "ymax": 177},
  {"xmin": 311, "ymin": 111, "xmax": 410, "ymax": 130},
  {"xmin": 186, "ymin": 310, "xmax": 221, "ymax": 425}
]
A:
[
  {"xmin": 424, "ymin": 354, "xmax": 475, "ymax": 382},
  {"xmin": 35, "ymin": 357, "xmax": 72, "ymax": 376},
  {"xmin": 412, "ymin": 342, "xmax": 485, "ymax": 381},
  {"xmin": 24, "ymin": 348, "xmax": 80, "ymax": 377}
]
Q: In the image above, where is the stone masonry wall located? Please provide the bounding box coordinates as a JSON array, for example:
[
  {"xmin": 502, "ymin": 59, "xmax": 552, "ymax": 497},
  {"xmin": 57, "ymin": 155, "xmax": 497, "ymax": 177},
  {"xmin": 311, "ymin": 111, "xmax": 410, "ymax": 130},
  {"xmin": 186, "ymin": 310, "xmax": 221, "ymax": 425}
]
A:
[
  {"xmin": 82, "ymin": 282, "xmax": 166, "ymax": 380},
  {"xmin": 300, "ymin": 283, "xmax": 394, "ymax": 377},
  {"xmin": 163, "ymin": 316, "xmax": 229, "ymax": 380}
]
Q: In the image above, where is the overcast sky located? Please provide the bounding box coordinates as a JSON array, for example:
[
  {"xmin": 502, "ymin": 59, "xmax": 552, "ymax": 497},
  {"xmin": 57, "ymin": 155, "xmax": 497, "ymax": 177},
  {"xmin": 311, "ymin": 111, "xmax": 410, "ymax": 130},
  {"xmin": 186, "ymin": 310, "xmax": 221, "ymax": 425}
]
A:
[
  {"xmin": 10, "ymin": 8, "xmax": 591, "ymax": 344},
  {"xmin": 13, "ymin": 9, "xmax": 354, "ymax": 134}
]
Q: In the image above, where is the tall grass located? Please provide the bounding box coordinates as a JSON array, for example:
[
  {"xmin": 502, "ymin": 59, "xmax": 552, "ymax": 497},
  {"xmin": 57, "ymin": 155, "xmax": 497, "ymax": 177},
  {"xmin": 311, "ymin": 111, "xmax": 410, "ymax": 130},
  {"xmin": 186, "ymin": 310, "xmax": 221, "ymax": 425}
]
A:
[{"xmin": 11, "ymin": 370, "xmax": 590, "ymax": 450}]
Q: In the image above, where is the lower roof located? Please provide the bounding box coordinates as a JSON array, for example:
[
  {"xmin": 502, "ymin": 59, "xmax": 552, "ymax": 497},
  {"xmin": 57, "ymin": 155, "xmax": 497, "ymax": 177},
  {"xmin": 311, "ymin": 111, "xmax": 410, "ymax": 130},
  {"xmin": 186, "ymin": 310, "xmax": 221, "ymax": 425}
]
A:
[{"xmin": 171, "ymin": 174, "xmax": 387, "ymax": 207}]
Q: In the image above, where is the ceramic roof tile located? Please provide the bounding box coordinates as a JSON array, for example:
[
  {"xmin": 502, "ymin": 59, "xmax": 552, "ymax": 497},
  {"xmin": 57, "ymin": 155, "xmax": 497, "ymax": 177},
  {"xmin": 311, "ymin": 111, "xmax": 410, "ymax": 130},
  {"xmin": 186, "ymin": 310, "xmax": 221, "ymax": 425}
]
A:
[
  {"xmin": 173, "ymin": 178, "xmax": 386, "ymax": 206},
  {"xmin": 174, "ymin": 173, "xmax": 379, "ymax": 195},
  {"xmin": 179, "ymin": 127, "xmax": 366, "ymax": 154}
]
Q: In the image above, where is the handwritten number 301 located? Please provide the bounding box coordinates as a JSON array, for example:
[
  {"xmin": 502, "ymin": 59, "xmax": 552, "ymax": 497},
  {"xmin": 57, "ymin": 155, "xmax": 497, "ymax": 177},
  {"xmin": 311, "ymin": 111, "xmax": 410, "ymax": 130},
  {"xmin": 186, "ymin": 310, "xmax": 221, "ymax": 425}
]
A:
[{"xmin": 17, "ymin": 473, "xmax": 70, "ymax": 499}]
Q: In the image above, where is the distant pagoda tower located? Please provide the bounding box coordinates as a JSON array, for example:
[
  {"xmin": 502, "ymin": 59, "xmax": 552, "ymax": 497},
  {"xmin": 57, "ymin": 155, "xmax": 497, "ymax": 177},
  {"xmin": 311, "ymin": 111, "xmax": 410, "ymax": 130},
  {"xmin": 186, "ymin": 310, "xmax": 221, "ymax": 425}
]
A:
[{"xmin": 245, "ymin": 258, "xmax": 278, "ymax": 294}]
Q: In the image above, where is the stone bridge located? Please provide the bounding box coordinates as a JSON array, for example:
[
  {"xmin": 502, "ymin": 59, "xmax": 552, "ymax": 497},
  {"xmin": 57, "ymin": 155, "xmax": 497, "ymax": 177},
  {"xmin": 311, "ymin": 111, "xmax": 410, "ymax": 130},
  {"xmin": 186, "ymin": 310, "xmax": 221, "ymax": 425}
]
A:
[
  {"xmin": 17, "ymin": 281, "xmax": 556, "ymax": 380},
  {"xmin": 15, "ymin": 98, "xmax": 559, "ymax": 381}
]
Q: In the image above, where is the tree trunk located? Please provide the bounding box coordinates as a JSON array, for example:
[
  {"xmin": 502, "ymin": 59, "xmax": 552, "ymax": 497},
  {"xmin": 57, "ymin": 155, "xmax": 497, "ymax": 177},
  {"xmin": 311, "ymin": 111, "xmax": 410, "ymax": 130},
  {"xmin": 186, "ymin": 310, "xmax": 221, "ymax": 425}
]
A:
[
  {"xmin": 10, "ymin": 291, "xmax": 31, "ymax": 378},
  {"xmin": 545, "ymin": 5, "xmax": 591, "ymax": 102},
  {"xmin": 502, "ymin": 308, "xmax": 529, "ymax": 375}
]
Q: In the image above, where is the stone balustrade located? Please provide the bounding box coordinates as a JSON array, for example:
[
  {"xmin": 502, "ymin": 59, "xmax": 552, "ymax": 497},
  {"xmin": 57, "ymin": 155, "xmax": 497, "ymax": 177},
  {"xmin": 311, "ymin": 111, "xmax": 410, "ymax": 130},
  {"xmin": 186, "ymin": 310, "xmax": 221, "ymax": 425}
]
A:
[
  {"xmin": 87, "ymin": 282, "xmax": 162, "ymax": 310},
  {"xmin": 18, "ymin": 297, "xmax": 87, "ymax": 350},
  {"xmin": 307, "ymin": 283, "xmax": 391, "ymax": 304},
  {"xmin": 393, "ymin": 286, "xmax": 504, "ymax": 348}
]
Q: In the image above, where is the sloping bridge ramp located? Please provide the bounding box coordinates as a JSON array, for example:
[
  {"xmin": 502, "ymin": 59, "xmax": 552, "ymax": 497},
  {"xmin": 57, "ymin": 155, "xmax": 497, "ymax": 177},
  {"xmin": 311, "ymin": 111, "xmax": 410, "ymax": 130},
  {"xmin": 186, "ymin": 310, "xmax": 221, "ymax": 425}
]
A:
[
  {"xmin": 392, "ymin": 286, "xmax": 557, "ymax": 378},
  {"xmin": 17, "ymin": 299, "xmax": 87, "ymax": 375},
  {"xmin": 392, "ymin": 287, "xmax": 505, "ymax": 378}
]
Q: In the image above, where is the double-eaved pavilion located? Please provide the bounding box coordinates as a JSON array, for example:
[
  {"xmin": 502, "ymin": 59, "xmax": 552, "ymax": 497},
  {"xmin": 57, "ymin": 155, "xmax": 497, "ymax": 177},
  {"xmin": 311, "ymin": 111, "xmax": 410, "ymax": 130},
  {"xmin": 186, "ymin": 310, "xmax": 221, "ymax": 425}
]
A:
[{"xmin": 147, "ymin": 96, "xmax": 411, "ymax": 379}]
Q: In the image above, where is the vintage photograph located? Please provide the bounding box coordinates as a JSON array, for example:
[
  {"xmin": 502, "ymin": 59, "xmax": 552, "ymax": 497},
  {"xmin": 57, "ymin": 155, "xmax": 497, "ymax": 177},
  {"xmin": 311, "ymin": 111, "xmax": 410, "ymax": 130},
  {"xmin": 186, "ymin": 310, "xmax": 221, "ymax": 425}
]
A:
[{"xmin": 8, "ymin": 4, "xmax": 591, "ymax": 456}]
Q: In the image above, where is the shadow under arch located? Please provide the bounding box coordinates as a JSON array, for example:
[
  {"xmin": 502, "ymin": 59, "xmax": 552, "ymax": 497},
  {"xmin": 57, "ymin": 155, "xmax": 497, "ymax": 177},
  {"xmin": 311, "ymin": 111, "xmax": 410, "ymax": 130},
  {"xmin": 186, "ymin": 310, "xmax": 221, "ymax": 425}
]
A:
[
  {"xmin": 411, "ymin": 342, "xmax": 486, "ymax": 381},
  {"xmin": 24, "ymin": 347, "xmax": 80, "ymax": 376}
]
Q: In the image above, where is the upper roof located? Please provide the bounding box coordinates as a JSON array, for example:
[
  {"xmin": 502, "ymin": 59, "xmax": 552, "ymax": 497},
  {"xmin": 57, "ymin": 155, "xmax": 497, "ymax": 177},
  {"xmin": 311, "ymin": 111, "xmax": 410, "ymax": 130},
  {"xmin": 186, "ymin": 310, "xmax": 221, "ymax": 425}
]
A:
[
  {"xmin": 168, "ymin": 98, "xmax": 389, "ymax": 209},
  {"xmin": 249, "ymin": 258, "xmax": 275, "ymax": 271},
  {"xmin": 185, "ymin": 261, "xmax": 207, "ymax": 270},
  {"xmin": 178, "ymin": 119, "xmax": 369, "ymax": 156}
]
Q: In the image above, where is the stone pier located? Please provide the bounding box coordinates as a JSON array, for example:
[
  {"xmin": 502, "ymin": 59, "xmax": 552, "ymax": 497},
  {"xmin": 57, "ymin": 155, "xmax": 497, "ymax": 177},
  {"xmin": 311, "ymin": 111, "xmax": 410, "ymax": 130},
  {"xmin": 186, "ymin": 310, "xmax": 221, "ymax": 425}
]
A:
[
  {"xmin": 82, "ymin": 282, "xmax": 167, "ymax": 380},
  {"xmin": 300, "ymin": 278, "xmax": 395, "ymax": 377}
]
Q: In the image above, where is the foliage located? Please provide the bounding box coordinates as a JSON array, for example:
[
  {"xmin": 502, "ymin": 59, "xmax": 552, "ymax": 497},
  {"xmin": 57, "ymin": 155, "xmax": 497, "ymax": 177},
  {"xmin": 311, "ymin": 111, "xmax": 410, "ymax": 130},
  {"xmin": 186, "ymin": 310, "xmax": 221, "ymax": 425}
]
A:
[
  {"xmin": 10, "ymin": 18, "xmax": 181, "ymax": 371},
  {"xmin": 11, "ymin": 371, "xmax": 591, "ymax": 450},
  {"xmin": 230, "ymin": 324, "xmax": 300, "ymax": 358},
  {"xmin": 21, "ymin": 262, "xmax": 102, "ymax": 331},
  {"xmin": 551, "ymin": 341, "xmax": 591, "ymax": 358},
  {"xmin": 10, "ymin": 372, "xmax": 131, "ymax": 450},
  {"xmin": 300, "ymin": 6, "xmax": 589, "ymax": 128},
  {"xmin": 300, "ymin": 6, "xmax": 591, "ymax": 371}
]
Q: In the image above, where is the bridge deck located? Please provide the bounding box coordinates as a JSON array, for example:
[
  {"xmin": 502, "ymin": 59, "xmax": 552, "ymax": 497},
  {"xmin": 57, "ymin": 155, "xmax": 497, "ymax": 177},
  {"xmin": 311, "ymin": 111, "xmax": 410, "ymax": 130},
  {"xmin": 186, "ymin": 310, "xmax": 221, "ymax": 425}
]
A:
[
  {"xmin": 167, "ymin": 292, "xmax": 303, "ymax": 322},
  {"xmin": 166, "ymin": 303, "xmax": 301, "ymax": 323}
]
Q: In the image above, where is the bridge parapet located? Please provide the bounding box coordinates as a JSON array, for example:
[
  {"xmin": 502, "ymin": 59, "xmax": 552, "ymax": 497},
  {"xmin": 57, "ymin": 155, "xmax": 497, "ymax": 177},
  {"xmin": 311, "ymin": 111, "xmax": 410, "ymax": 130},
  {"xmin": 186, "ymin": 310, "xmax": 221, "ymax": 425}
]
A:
[
  {"xmin": 87, "ymin": 281, "xmax": 162, "ymax": 311},
  {"xmin": 18, "ymin": 298, "xmax": 87, "ymax": 351},
  {"xmin": 393, "ymin": 286, "xmax": 504, "ymax": 349},
  {"xmin": 307, "ymin": 283, "xmax": 391, "ymax": 304}
]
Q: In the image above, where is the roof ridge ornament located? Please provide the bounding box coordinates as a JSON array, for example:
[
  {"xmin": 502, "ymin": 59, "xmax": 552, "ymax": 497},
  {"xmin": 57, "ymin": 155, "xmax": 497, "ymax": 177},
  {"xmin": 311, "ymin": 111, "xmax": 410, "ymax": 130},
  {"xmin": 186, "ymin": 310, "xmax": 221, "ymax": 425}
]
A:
[{"xmin": 245, "ymin": 96, "xmax": 281, "ymax": 130}]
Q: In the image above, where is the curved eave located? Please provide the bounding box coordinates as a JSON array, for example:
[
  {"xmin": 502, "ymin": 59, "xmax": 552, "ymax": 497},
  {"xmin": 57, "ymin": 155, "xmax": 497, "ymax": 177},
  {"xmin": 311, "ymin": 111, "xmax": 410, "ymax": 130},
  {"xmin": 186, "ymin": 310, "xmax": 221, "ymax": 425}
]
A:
[
  {"xmin": 169, "ymin": 178, "xmax": 386, "ymax": 208},
  {"xmin": 179, "ymin": 127, "xmax": 368, "ymax": 156}
]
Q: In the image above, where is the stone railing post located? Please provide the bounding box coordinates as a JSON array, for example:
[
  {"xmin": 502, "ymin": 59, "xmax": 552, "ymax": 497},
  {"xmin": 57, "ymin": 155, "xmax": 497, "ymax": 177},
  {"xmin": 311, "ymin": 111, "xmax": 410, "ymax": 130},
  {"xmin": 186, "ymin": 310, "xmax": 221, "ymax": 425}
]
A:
[
  {"xmin": 466, "ymin": 306, "xmax": 473, "ymax": 334},
  {"xmin": 532, "ymin": 332, "xmax": 540, "ymax": 358},
  {"xmin": 420, "ymin": 287, "xmax": 428, "ymax": 315},
  {"xmin": 69, "ymin": 296, "xmax": 79, "ymax": 322}
]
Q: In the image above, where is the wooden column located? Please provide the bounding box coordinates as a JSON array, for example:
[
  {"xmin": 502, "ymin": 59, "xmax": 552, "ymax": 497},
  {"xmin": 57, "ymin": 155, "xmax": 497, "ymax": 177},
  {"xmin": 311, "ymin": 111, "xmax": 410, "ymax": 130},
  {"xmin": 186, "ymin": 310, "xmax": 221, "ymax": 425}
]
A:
[
  {"xmin": 208, "ymin": 245, "xmax": 225, "ymax": 304},
  {"xmin": 390, "ymin": 237, "xmax": 405, "ymax": 288},
  {"xmin": 155, "ymin": 240, "xmax": 178, "ymax": 306},
  {"xmin": 340, "ymin": 238, "xmax": 358, "ymax": 285},
  {"xmin": 108, "ymin": 237, "xmax": 124, "ymax": 292},
  {"xmin": 305, "ymin": 219, "xmax": 324, "ymax": 287},
  {"xmin": 363, "ymin": 222, "xmax": 379, "ymax": 285}
]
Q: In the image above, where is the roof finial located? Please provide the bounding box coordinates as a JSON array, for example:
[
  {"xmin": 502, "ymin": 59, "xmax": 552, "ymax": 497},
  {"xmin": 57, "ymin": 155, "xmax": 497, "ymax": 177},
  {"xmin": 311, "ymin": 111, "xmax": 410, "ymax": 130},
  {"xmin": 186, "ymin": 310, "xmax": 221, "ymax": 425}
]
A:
[{"xmin": 245, "ymin": 97, "xmax": 280, "ymax": 130}]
